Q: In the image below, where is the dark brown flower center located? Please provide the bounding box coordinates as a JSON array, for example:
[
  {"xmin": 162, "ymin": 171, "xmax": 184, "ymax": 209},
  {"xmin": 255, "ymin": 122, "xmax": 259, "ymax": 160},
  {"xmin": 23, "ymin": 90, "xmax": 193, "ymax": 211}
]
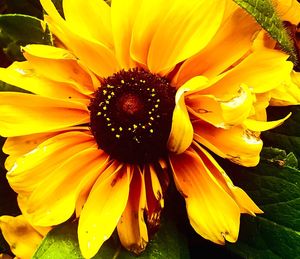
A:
[{"xmin": 89, "ymin": 68, "xmax": 176, "ymax": 164}]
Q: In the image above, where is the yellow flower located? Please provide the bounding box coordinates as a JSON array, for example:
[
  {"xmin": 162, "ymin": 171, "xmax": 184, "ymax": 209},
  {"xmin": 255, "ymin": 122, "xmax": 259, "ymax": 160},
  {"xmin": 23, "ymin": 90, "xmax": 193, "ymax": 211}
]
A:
[{"xmin": 0, "ymin": 0, "xmax": 299, "ymax": 258}]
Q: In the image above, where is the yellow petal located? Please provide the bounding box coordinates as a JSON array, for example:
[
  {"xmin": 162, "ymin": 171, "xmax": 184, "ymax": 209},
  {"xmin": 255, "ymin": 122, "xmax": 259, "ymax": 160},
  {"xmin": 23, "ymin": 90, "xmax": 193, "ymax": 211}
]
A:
[
  {"xmin": 17, "ymin": 195, "xmax": 52, "ymax": 237},
  {"xmin": 3, "ymin": 131, "xmax": 58, "ymax": 170},
  {"xmin": 63, "ymin": 0, "xmax": 113, "ymax": 48},
  {"xmin": 193, "ymin": 121, "xmax": 263, "ymax": 167},
  {"xmin": 187, "ymin": 85, "xmax": 253, "ymax": 127},
  {"xmin": 243, "ymin": 113, "xmax": 292, "ymax": 131},
  {"xmin": 0, "ymin": 62, "xmax": 91, "ymax": 101},
  {"xmin": 111, "ymin": 0, "xmax": 142, "ymax": 69},
  {"xmin": 201, "ymin": 49, "xmax": 293, "ymax": 99},
  {"xmin": 130, "ymin": 0, "xmax": 172, "ymax": 66},
  {"xmin": 194, "ymin": 143, "xmax": 263, "ymax": 215},
  {"xmin": 147, "ymin": 0, "xmax": 226, "ymax": 73},
  {"xmin": 7, "ymin": 131, "xmax": 95, "ymax": 195},
  {"xmin": 27, "ymin": 148, "xmax": 109, "ymax": 226},
  {"xmin": 22, "ymin": 44, "xmax": 95, "ymax": 93},
  {"xmin": 169, "ymin": 148, "xmax": 240, "ymax": 244},
  {"xmin": 273, "ymin": 0, "xmax": 300, "ymax": 24},
  {"xmin": 41, "ymin": 0, "xmax": 120, "ymax": 77},
  {"xmin": 269, "ymin": 71, "xmax": 300, "ymax": 106},
  {"xmin": 174, "ymin": 4, "xmax": 259, "ymax": 85},
  {"xmin": 0, "ymin": 92, "xmax": 89, "ymax": 137},
  {"xmin": 117, "ymin": 166, "xmax": 148, "ymax": 254},
  {"xmin": 0, "ymin": 215, "xmax": 43, "ymax": 259},
  {"xmin": 78, "ymin": 162, "xmax": 132, "ymax": 258},
  {"xmin": 167, "ymin": 77, "xmax": 208, "ymax": 153},
  {"xmin": 143, "ymin": 164, "xmax": 164, "ymax": 231},
  {"xmin": 251, "ymin": 93, "xmax": 270, "ymax": 121}
]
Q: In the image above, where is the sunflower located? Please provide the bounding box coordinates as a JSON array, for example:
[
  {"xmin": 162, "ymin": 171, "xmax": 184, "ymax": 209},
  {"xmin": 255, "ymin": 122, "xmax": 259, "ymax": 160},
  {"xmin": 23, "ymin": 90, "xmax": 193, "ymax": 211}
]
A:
[{"xmin": 1, "ymin": 0, "xmax": 300, "ymax": 258}]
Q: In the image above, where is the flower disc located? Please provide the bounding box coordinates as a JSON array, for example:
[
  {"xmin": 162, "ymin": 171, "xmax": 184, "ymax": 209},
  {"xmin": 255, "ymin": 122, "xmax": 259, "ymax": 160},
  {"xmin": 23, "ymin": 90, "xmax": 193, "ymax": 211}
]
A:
[{"xmin": 89, "ymin": 68, "xmax": 176, "ymax": 163}]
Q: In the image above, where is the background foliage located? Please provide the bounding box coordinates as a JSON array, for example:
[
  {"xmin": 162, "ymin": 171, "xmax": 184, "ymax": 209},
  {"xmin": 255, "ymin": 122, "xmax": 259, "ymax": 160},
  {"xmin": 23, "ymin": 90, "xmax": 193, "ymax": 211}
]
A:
[{"xmin": 0, "ymin": 0, "xmax": 299, "ymax": 258}]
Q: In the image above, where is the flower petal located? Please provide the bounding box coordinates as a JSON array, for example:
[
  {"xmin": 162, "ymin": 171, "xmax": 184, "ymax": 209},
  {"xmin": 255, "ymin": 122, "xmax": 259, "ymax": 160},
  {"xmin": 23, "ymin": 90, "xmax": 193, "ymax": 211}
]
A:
[
  {"xmin": 63, "ymin": 0, "xmax": 113, "ymax": 48},
  {"xmin": 0, "ymin": 92, "xmax": 89, "ymax": 137},
  {"xmin": 0, "ymin": 215, "xmax": 43, "ymax": 259},
  {"xmin": 269, "ymin": 71, "xmax": 300, "ymax": 106},
  {"xmin": 3, "ymin": 132, "xmax": 58, "ymax": 171},
  {"xmin": 130, "ymin": 0, "xmax": 173, "ymax": 66},
  {"xmin": 7, "ymin": 131, "xmax": 95, "ymax": 195},
  {"xmin": 0, "ymin": 62, "xmax": 91, "ymax": 100},
  {"xmin": 174, "ymin": 4, "xmax": 259, "ymax": 85},
  {"xmin": 167, "ymin": 77, "xmax": 208, "ymax": 154},
  {"xmin": 27, "ymin": 148, "xmax": 109, "ymax": 226},
  {"xmin": 243, "ymin": 113, "xmax": 292, "ymax": 132},
  {"xmin": 111, "ymin": 0, "xmax": 142, "ymax": 68},
  {"xmin": 273, "ymin": 0, "xmax": 300, "ymax": 24},
  {"xmin": 147, "ymin": 0, "xmax": 226, "ymax": 73},
  {"xmin": 22, "ymin": 44, "xmax": 95, "ymax": 93},
  {"xmin": 169, "ymin": 148, "xmax": 240, "ymax": 244},
  {"xmin": 200, "ymin": 49, "xmax": 293, "ymax": 99},
  {"xmin": 187, "ymin": 85, "xmax": 253, "ymax": 127},
  {"xmin": 41, "ymin": 0, "xmax": 120, "ymax": 77},
  {"xmin": 143, "ymin": 163, "xmax": 165, "ymax": 233},
  {"xmin": 117, "ymin": 166, "xmax": 148, "ymax": 254},
  {"xmin": 193, "ymin": 121, "xmax": 263, "ymax": 166},
  {"xmin": 78, "ymin": 162, "xmax": 132, "ymax": 258},
  {"xmin": 193, "ymin": 143, "xmax": 263, "ymax": 215}
]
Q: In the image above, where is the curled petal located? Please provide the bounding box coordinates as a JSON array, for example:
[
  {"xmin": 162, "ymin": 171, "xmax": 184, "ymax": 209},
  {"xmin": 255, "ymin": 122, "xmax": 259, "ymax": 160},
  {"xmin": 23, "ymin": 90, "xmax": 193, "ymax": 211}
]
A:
[
  {"xmin": 168, "ymin": 77, "xmax": 208, "ymax": 153},
  {"xmin": 187, "ymin": 84, "xmax": 253, "ymax": 127},
  {"xmin": 243, "ymin": 113, "xmax": 291, "ymax": 132}
]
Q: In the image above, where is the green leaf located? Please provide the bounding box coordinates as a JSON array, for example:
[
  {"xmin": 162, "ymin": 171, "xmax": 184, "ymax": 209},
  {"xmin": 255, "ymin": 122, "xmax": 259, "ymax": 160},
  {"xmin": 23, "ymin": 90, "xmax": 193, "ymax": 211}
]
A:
[
  {"xmin": 33, "ymin": 217, "xmax": 189, "ymax": 259},
  {"xmin": 233, "ymin": 0, "xmax": 298, "ymax": 65},
  {"xmin": 0, "ymin": 14, "xmax": 52, "ymax": 61},
  {"xmin": 223, "ymin": 148, "xmax": 300, "ymax": 258}
]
